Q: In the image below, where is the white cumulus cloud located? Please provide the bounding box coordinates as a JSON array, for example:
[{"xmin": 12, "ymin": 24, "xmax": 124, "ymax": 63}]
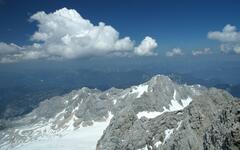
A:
[
  {"xmin": 0, "ymin": 8, "xmax": 158, "ymax": 63},
  {"xmin": 166, "ymin": 48, "xmax": 184, "ymax": 57},
  {"xmin": 134, "ymin": 36, "xmax": 158, "ymax": 56},
  {"xmin": 208, "ymin": 24, "xmax": 240, "ymax": 54}
]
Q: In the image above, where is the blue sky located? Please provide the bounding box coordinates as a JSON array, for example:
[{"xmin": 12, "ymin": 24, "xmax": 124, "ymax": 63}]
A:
[
  {"xmin": 0, "ymin": 0, "xmax": 240, "ymax": 63},
  {"xmin": 0, "ymin": 0, "xmax": 239, "ymax": 46}
]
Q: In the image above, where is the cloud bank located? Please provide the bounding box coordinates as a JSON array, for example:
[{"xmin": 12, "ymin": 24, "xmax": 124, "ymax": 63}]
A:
[
  {"xmin": 0, "ymin": 8, "xmax": 158, "ymax": 63},
  {"xmin": 166, "ymin": 48, "xmax": 184, "ymax": 57},
  {"xmin": 208, "ymin": 24, "xmax": 240, "ymax": 54}
]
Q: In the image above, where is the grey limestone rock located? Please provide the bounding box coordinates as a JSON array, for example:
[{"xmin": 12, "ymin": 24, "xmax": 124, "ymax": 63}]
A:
[{"xmin": 0, "ymin": 74, "xmax": 239, "ymax": 150}]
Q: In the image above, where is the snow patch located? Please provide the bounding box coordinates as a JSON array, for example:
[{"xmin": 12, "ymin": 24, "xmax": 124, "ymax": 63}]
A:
[
  {"xmin": 165, "ymin": 90, "xmax": 192, "ymax": 112},
  {"xmin": 65, "ymin": 114, "xmax": 78, "ymax": 131},
  {"xmin": 131, "ymin": 84, "xmax": 148, "ymax": 98},
  {"xmin": 163, "ymin": 129, "xmax": 174, "ymax": 143},
  {"xmin": 72, "ymin": 94, "xmax": 78, "ymax": 100},
  {"xmin": 180, "ymin": 97, "xmax": 192, "ymax": 108},
  {"xmin": 138, "ymin": 145, "xmax": 148, "ymax": 150},
  {"xmin": 173, "ymin": 89, "xmax": 177, "ymax": 100},
  {"xmin": 176, "ymin": 121, "xmax": 182, "ymax": 130},
  {"xmin": 137, "ymin": 111, "xmax": 163, "ymax": 119},
  {"xmin": 113, "ymin": 99, "xmax": 117, "ymax": 105},
  {"xmin": 55, "ymin": 109, "xmax": 66, "ymax": 119},
  {"xmin": 154, "ymin": 141, "xmax": 162, "ymax": 148},
  {"xmin": 165, "ymin": 97, "xmax": 192, "ymax": 112},
  {"xmin": 121, "ymin": 92, "xmax": 128, "ymax": 98}
]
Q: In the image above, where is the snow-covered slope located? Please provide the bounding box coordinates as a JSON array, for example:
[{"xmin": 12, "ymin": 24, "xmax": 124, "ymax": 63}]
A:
[
  {"xmin": 0, "ymin": 75, "xmax": 239, "ymax": 150},
  {"xmin": 14, "ymin": 113, "xmax": 113, "ymax": 150}
]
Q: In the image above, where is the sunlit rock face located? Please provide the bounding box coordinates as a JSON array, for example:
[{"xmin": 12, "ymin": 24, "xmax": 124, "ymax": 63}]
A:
[{"xmin": 0, "ymin": 75, "xmax": 239, "ymax": 150}]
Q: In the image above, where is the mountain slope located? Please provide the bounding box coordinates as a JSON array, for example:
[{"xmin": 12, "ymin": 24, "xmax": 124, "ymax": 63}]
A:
[{"xmin": 0, "ymin": 75, "xmax": 239, "ymax": 150}]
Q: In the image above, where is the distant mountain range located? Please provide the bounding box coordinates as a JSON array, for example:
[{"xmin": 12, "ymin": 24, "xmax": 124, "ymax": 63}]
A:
[{"xmin": 1, "ymin": 75, "xmax": 239, "ymax": 150}]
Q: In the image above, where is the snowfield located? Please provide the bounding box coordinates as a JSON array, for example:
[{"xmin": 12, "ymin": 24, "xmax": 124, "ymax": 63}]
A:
[
  {"xmin": 131, "ymin": 84, "xmax": 148, "ymax": 98},
  {"xmin": 13, "ymin": 113, "xmax": 113, "ymax": 150}
]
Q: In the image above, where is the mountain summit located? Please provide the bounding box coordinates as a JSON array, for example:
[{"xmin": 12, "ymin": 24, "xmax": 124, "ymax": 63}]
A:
[{"xmin": 0, "ymin": 75, "xmax": 239, "ymax": 150}]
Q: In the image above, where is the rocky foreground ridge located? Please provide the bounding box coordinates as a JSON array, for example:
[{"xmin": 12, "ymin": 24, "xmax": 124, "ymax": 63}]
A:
[{"xmin": 0, "ymin": 75, "xmax": 239, "ymax": 150}]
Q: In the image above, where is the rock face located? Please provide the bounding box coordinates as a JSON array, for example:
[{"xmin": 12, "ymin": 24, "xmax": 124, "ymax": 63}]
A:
[
  {"xmin": 0, "ymin": 75, "xmax": 239, "ymax": 150},
  {"xmin": 203, "ymin": 102, "xmax": 240, "ymax": 150},
  {"xmin": 97, "ymin": 88, "xmax": 240, "ymax": 150}
]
